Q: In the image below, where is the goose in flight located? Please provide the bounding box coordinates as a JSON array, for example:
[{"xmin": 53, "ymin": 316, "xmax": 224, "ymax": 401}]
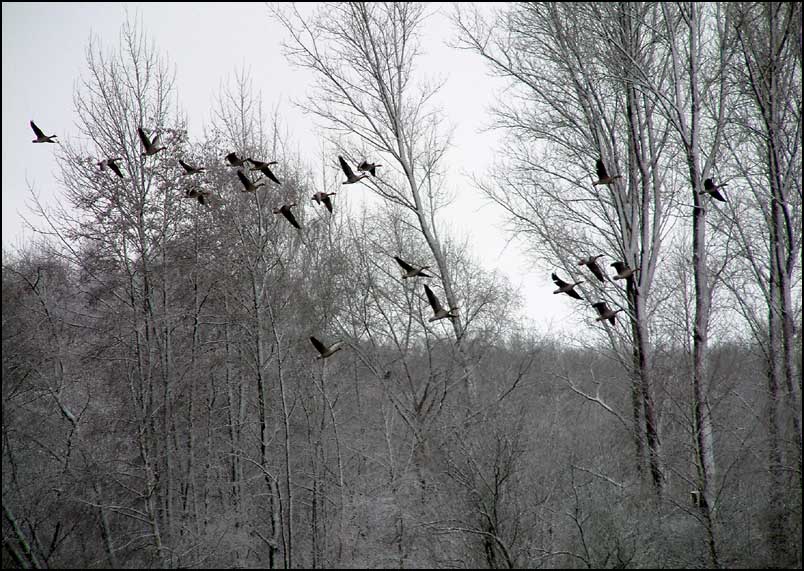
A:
[
  {"xmin": 30, "ymin": 120, "xmax": 57, "ymax": 143},
  {"xmin": 185, "ymin": 188, "xmax": 211, "ymax": 206},
  {"xmin": 592, "ymin": 301, "xmax": 624, "ymax": 325},
  {"xmin": 357, "ymin": 160, "xmax": 382, "ymax": 177},
  {"xmin": 424, "ymin": 284, "xmax": 458, "ymax": 322},
  {"xmin": 699, "ymin": 178, "xmax": 727, "ymax": 202},
  {"xmin": 226, "ymin": 152, "xmax": 248, "ymax": 167},
  {"xmin": 592, "ymin": 158, "xmax": 622, "ymax": 186},
  {"xmin": 578, "ymin": 254, "xmax": 606, "ymax": 283},
  {"xmin": 394, "ymin": 256, "xmax": 432, "ymax": 279},
  {"xmin": 179, "ymin": 159, "xmax": 206, "ymax": 175},
  {"xmin": 339, "ymin": 156, "xmax": 368, "ymax": 185},
  {"xmin": 98, "ymin": 157, "xmax": 124, "ymax": 179},
  {"xmin": 551, "ymin": 272, "xmax": 584, "ymax": 300},
  {"xmin": 310, "ymin": 336, "xmax": 343, "ymax": 359},
  {"xmin": 273, "ymin": 203, "xmax": 301, "ymax": 229},
  {"xmin": 311, "ymin": 191, "xmax": 336, "ymax": 213},
  {"xmin": 237, "ymin": 170, "xmax": 266, "ymax": 193},
  {"xmin": 138, "ymin": 127, "xmax": 165, "ymax": 157},
  {"xmin": 611, "ymin": 261, "xmax": 639, "ymax": 281},
  {"xmin": 249, "ymin": 158, "xmax": 281, "ymax": 184}
]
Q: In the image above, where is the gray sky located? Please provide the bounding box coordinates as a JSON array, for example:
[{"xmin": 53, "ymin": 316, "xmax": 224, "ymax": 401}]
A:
[{"xmin": 2, "ymin": 2, "xmax": 587, "ymax": 336}]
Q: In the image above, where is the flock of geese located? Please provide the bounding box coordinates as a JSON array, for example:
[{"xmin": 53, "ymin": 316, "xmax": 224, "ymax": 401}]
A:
[
  {"xmin": 30, "ymin": 121, "xmax": 730, "ymax": 357},
  {"xmin": 552, "ymin": 158, "xmax": 728, "ymax": 325}
]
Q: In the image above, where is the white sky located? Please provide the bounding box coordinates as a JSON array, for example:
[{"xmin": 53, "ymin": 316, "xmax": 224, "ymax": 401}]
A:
[{"xmin": 2, "ymin": 2, "xmax": 586, "ymax": 337}]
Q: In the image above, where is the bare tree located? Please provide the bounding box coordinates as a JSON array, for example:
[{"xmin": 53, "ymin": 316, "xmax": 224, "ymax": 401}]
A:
[
  {"xmin": 274, "ymin": 2, "xmax": 483, "ymax": 409},
  {"xmin": 719, "ymin": 2, "xmax": 803, "ymax": 565},
  {"xmin": 454, "ymin": 1, "xmax": 671, "ymax": 495},
  {"xmin": 39, "ymin": 18, "xmax": 185, "ymax": 566},
  {"xmin": 631, "ymin": 3, "xmax": 738, "ymax": 563}
]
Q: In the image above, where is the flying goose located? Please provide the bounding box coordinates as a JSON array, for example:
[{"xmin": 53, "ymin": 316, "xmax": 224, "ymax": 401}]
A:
[
  {"xmin": 394, "ymin": 256, "xmax": 433, "ymax": 279},
  {"xmin": 98, "ymin": 157, "xmax": 124, "ymax": 179},
  {"xmin": 357, "ymin": 160, "xmax": 382, "ymax": 176},
  {"xmin": 578, "ymin": 254, "xmax": 606, "ymax": 283},
  {"xmin": 137, "ymin": 127, "xmax": 165, "ymax": 157},
  {"xmin": 699, "ymin": 178, "xmax": 727, "ymax": 202},
  {"xmin": 237, "ymin": 170, "xmax": 266, "ymax": 193},
  {"xmin": 551, "ymin": 272, "xmax": 584, "ymax": 300},
  {"xmin": 184, "ymin": 188, "xmax": 211, "ymax": 206},
  {"xmin": 273, "ymin": 203, "xmax": 301, "ymax": 229},
  {"xmin": 248, "ymin": 159, "xmax": 281, "ymax": 184},
  {"xmin": 339, "ymin": 155, "xmax": 368, "ymax": 185},
  {"xmin": 592, "ymin": 301, "xmax": 624, "ymax": 325},
  {"xmin": 179, "ymin": 159, "xmax": 206, "ymax": 175},
  {"xmin": 30, "ymin": 120, "xmax": 57, "ymax": 143},
  {"xmin": 310, "ymin": 336, "xmax": 343, "ymax": 359},
  {"xmin": 226, "ymin": 152, "xmax": 248, "ymax": 167},
  {"xmin": 311, "ymin": 191, "xmax": 336, "ymax": 213},
  {"xmin": 592, "ymin": 158, "xmax": 622, "ymax": 186},
  {"xmin": 424, "ymin": 284, "xmax": 458, "ymax": 322},
  {"xmin": 611, "ymin": 261, "xmax": 639, "ymax": 281}
]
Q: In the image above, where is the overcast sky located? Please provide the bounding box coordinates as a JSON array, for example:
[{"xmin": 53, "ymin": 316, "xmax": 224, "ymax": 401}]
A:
[{"xmin": 2, "ymin": 2, "xmax": 588, "ymax": 336}]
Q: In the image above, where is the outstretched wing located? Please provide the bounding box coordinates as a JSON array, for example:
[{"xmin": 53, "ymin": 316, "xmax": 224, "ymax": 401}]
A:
[
  {"xmin": 588, "ymin": 260, "xmax": 606, "ymax": 282},
  {"xmin": 137, "ymin": 127, "xmax": 152, "ymax": 149},
  {"xmin": 710, "ymin": 189, "xmax": 727, "ymax": 202},
  {"xmin": 282, "ymin": 207, "xmax": 301, "ymax": 229},
  {"xmin": 260, "ymin": 165, "xmax": 281, "ymax": 185},
  {"xmin": 424, "ymin": 284, "xmax": 443, "ymax": 313},
  {"xmin": 309, "ymin": 336, "xmax": 327, "ymax": 355},
  {"xmin": 596, "ymin": 158, "xmax": 608, "ymax": 179},
  {"xmin": 551, "ymin": 272, "xmax": 569, "ymax": 288},
  {"xmin": 226, "ymin": 152, "xmax": 241, "ymax": 166},
  {"xmin": 567, "ymin": 289, "xmax": 583, "ymax": 300},
  {"xmin": 592, "ymin": 301, "xmax": 607, "ymax": 317},
  {"xmin": 322, "ymin": 194, "xmax": 333, "ymax": 213},
  {"xmin": 30, "ymin": 121, "xmax": 45, "ymax": 138},
  {"xmin": 703, "ymin": 178, "xmax": 715, "ymax": 191},
  {"xmin": 108, "ymin": 161, "xmax": 124, "ymax": 179},
  {"xmin": 394, "ymin": 256, "xmax": 414, "ymax": 272},
  {"xmin": 236, "ymin": 170, "xmax": 251, "ymax": 189},
  {"xmin": 179, "ymin": 159, "xmax": 194, "ymax": 173},
  {"xmin": 339, "ymin": 155, "xmax": 355, "ymax": 178}
]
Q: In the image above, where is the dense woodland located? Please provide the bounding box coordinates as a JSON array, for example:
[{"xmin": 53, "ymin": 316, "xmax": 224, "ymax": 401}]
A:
[{"xmin": 2, "ymin": 2, "xmax": 802, "ymax": 568}]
